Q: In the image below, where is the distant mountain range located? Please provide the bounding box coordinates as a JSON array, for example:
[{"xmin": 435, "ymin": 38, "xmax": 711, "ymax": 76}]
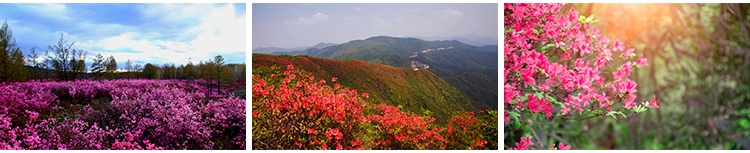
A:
[
  {"xmin": 410, "ymin": 34, "xmax": 498, "ymax": 47},
  {"xmin": 254, "ymin": 34, "xmax": 497, "ymax": 54},
  {"xmin": 256, "ymin": 36, "xmax": 498, "ymax": 110},
  {"xmin": 251, "ymin": 42, "xmax": 338, "ymax": 54}
]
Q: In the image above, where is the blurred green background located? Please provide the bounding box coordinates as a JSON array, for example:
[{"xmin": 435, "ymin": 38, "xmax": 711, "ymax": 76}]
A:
[{"xmin": 505, "ymin": 3, "xmax": 750, "ymax": 150}]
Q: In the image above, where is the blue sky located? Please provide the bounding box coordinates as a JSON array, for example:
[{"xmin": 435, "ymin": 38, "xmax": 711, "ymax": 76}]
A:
[
  {"xmin": 0, "ymin": 3, "xmax": 246, "ymax": 69},
  {"xmin": 252, "ymin": 3, "xmax": 498, "ymax": 49}
]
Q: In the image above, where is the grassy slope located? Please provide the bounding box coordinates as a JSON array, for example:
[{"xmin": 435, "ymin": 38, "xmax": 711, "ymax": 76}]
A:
[{"xmin": 252, "ymin": 53, "xmax": 488, "ymax": 123}]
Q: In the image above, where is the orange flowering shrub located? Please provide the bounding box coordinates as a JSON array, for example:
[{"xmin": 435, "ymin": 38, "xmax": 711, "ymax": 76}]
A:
[{"xmin": 252, "ymin": 64, "xmax": 497, "ymax": 150}]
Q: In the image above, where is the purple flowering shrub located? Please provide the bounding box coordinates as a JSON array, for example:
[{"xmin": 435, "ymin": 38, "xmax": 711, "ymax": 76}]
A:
[{"xmin": 0, "ymin": 79, "xmax": 245, "ymax": 150}]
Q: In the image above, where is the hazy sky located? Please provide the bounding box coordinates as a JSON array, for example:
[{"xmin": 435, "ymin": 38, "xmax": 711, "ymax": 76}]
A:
[
  {"xmin": 252, "ymin": 3, "xmax": 498, "ymax": 49},
  {"xmin": 0, "ymin": 3, "xmax": 246, "ymax": 69}
]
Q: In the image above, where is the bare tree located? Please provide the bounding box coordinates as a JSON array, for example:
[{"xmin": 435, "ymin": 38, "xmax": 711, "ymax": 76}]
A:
[
  {"xmin": 91, "ymin": 53, "xmax": 106, "ymax": 79},
  {"xmin": 232, "ymin": 64, "xmax": 245, "ymax": 79},
  {"xmin": 71, "ymin": 49, "xmax": 87, "ymax": 79},
  {"xmin": 47, "ymin": 34, "xmax": 86, "ymax": 81},
  {"xmin": 125, "ymin": 59, "xmax": 133, "ymax": 78},
  {"xmin": 105, "ymin": 55, "xmax": 116, "ymax": 79},
  {"xmin": 26, "ymin": 47, "xmax": 40, "ymax": 81},
  {"xmin": 134, "ymin": 63, "xmax": 142, "ymax": 78}
]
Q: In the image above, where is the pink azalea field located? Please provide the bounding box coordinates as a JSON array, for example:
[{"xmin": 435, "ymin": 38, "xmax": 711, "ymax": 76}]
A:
[{"xmin": 0, "ymin": 79, "xmax": 245, "ymax": 150}]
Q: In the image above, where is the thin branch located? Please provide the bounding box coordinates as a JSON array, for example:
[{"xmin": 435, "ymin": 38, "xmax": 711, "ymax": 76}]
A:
[
  {"xmin": 519, "ymin": 120, "xmax": 559, "ymax": 125},
  {"xmin": 527, "ymin": 118, "xmax": 546, "ymax": 150}
]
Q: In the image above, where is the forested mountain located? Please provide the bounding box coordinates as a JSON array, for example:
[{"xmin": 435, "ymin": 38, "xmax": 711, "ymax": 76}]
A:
[
  {"xmin": 272, "ymin": 36, "xmax": 498, "ymax": 109},
  {"xmin": 252, "ymin": 54, "xmax": 489, "ymax": 123}
]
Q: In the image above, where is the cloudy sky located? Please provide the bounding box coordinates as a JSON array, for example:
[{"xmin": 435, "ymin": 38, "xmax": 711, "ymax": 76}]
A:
[
  {"xmin": 252, "ymin": 3, "xmax": 498, "ymax": 49},
  {"xmin": 0, "ymin": 3, "xmax": 246, "ymax": 69}
]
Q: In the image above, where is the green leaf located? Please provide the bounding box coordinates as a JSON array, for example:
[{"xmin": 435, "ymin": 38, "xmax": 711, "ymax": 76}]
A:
[
  {"xmin": 586, "ymin": 14, "xmax": 595, "ymax": 23},
  {"xmin": 505, "ymin": 29, "xmax": 514, "ymax": 33},
  {"xmin": 547, "ymin": 95, "xmax": 561, "ymax": 105},
  {"xmin": 606, "ymin": 111, "xmax": 626, "ymax": 120},
  {"xmin": 515, "ymin": 119, "xmax": 522, "ymax": 129},
  {"xmin": 589, "ymin": 19, "xmax": 600, "ymax": 23},
  {"xmin": 607, "ymin": 112, "xmax": 617, "ymax": 120},
  {"xmin": 579, "ymin": 16, "xmax": 587, "ymax": 23},
  {"xmin": 533, "ymin": 29, "xmax": 540, "ymax": 35},
  {"xmin": 560, "ymin": 46, "xmax": 568, "ymax": 52},
  {"xmin": 541, "ymin": 43, "xmax": 556, "ymax": 52},
  {"xmin": 538, "ymin": 67, "xmax": 547, "ymax": 75},
  {"xmin": 632, "ymin": 105, "xmax": 646, "ymax": 113},
  {"xmin": 519, "ymin": 94, "xmax": 529, "ymax": 101},
  {"xmin": 509, "ymin": 111, "xmax": 521, "ymax": 118},
  {"xmin": 739, "ymin": 119, "xmax": 749, "ymax": 128}
]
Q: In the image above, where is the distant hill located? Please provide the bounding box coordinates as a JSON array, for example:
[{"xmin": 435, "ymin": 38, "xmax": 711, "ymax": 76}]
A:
[
  {"xmin": 252, "ymin": 54, "xmax": 488, "ymax": 123},
  {"xmin": 412, "ymin": 34, "xmax": 499, "ymax": 47},
  {"xmin": 253, "ymin": 42, "xmax": 338, "ymax": 54},
  {"xmin": 310, "ymin": 42, "xmax": 337, "ymax": 49},
  {"xmin": 252, "ymin": 47, "xmax": 288, "ymax": 54},
  {"xmin": 273, "ymin": 36, "xmax": 498, "ymax": 110}
]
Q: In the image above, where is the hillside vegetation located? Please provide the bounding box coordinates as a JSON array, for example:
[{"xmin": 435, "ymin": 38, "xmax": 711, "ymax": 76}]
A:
[
  {"xmin": 274, "ymin": 36, "xmax": 498, "ymax": 110},
  {"xmin": 252, "ymin": 62, "xmax": 498, "ymax": 150},
  {"xmin": 252, "ymin": 54, "xmax": 488, "ymax": 123}
]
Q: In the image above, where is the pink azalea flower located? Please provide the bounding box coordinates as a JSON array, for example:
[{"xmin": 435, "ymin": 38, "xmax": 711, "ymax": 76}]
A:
[
  {"xmin": 636, "ymin": 54, "xmax": 649, "ymax": 66},
  {"xmin": 559, "ymin": 143, "xmax": 571, "ymax": 150},
  {"xmin": 649, "ymin": 95, "xmax": 660, "ymax": 108},
  {"xmin": 621, "ymin": 46, "xmax": 636, "ymax": 59},
  {"xmin": 613, "ymin": 39, "xmax": 625, "ymax": 52}
]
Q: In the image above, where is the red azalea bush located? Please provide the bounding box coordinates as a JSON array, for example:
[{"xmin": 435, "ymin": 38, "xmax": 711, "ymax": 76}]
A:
[
  {"xmin": 252, "ymin": 64, "xmax": 368, "ymax": 150},
  {"xmin": 0, "ymin": 79, "xmax": 245, "ymax": 150},
  {"xmin": 504, "ymin": 3, "xmax": 658, "ymax": 150},
  {"xmin": 441, "ymin": 111, "xmax": 489, "ymax": 150},
  {"xmin": 366, "ymin": 103, "xmax": 444, "ymax": 150},
  {"xmin": 252, "ymin": 64, "xmax": 497, "ymax": 150}
]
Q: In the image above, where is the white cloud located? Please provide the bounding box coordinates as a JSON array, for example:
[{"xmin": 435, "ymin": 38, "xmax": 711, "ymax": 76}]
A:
[
  {"xmin": 373, "ymin": 17, "xmax": 392, "ymax": 28},
  {"xmin": 353, "ymin": 7, "xmax": 362, "ymax": 11},
  {"xmin": 97, "ymin": 33, "xmax": 134, "ymax": 50},
  {"xmin": 156, "ymin": 41, "xmax": 191, "ymax": 52},
  {"xmin": 4, "ymin": 3, "xmax": 246, "ymax": 67},
  {"xmin": 141, "ymin": 4, "xmax": 208, "ymax": 24},
  {"xmin": 441, "ymin": 9, "xmax": 463, "ymax": 18},
  {"xmin": 189, "ymin": 4, "xmax": 246, "ymax": 55},
  {"xmin": 395, "ymin": 19, "xmax": 406, "ymax": 23},
  {"xmin": 283, "ymin": 12, "xmax": 329, "ymax": 26},
  {"xmin": 88, "ymin": 4, "xmax": 246, "ymax": 65}
]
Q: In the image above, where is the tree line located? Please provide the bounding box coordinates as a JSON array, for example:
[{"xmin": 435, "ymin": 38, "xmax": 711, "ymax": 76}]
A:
[{"xmin": 0, "ymin": 21, "xmax": 247, "ymax": 91}]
